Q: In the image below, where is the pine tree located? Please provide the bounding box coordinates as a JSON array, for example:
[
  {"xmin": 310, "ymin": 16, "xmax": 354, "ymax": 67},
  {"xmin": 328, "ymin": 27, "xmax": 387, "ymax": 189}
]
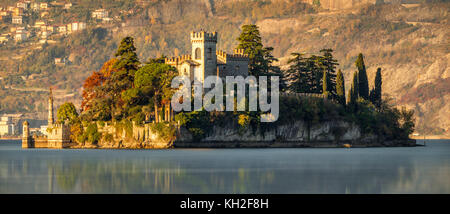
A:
[
  {"xmin": 322, "ymin": 71, "xmax": 329, "ymax": 98},
  {"xmin": 237, "ymin": 24, "xmax": 278, "ymax": 77},
  {"xmin": 308, "ymin": 55, "xmax": 324, "ymax": 94},
  {"xmin": 355, "ymin": 53, "xmax": 369, "ymax": 100},
  {"xmin": 336, "ymin": 69, "xmax": 346, "ymax": 105},
  {"xmin": 286, "ymin": 53, "xmax": 312, "ymax": 93},
  {"xmin": 370, "ymin": 67, "xmax": 382, "ymax": 108},
  {"xmin": 104, "ymin": 37, "xmax": 141, "ymax": 120},
  {"xmin": 319, "ymin": 49, "xmax": 338, "ymax": 98}
]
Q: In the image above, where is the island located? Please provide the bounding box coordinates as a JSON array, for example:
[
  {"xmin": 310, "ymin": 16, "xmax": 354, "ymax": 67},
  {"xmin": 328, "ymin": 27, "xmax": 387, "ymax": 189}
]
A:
[{"xmin": 22, "ymin": 26, "xmax": 416, "ymax": 149}]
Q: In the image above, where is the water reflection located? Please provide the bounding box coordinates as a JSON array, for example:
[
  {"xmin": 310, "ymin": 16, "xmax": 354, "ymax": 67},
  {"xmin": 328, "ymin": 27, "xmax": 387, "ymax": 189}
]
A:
[{"xmin": 0, "ymin": 140, "xmax": 449, "ymax": 193}]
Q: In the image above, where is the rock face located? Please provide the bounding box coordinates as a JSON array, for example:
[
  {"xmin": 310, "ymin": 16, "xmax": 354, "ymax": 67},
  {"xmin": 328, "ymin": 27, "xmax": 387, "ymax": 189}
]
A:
[
  {"xmin": 202, "ymin": 120, "xmax": 360, "ymax": 142},
  {"xmin": 72, "ymin": 120, "xmax": 415, "ymax": 149},
  {"xmin": 174, "ymin": 120, "xmax": 416, "ymax": 148}
]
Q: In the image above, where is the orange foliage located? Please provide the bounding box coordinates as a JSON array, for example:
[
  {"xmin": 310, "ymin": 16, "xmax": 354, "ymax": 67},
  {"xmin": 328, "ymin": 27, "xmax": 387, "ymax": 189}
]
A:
[
  {"xmin": 100, "ymin": 58, "xmax": 118, "ymax": 78},
  {"xmin": 81, "ymin": 58, "xmax": 119, "ymax": 111}
]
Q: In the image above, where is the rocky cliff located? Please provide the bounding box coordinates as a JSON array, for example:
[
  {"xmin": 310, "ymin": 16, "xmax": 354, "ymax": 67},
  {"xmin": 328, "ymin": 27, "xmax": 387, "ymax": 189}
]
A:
[
  {"xmin": 72, "ymin": 120, "xmax": 415, "ymax": 149},
  {"xmin": 174, "ymin": 120, "xmax": 416, "ymax": 148}
]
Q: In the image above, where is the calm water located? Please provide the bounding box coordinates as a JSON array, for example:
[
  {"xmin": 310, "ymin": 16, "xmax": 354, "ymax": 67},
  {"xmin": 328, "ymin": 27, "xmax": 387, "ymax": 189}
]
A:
[{"xmin": 0, "ymin": 140, "xmax": 449, "ymax": 194}]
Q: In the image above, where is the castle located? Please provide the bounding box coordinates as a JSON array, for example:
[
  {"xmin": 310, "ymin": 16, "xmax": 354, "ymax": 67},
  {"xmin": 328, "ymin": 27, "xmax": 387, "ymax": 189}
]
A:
[
  {"xmin": 22, "ymin": 88, "xmax": 71, "ymax": 149},
  {"xmin": 165, "ymin": 31, "xmax": 249, "ymax": 83}
]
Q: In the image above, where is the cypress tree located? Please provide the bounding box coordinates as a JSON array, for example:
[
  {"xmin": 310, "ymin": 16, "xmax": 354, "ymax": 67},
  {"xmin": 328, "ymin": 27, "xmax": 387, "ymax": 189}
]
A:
[
  {"xmin": 355, "ymin": 53, "xmax": 369, "ymax": 100},
  {"xmin": 336, "ymin": 69, "xmax": 346, "ymax": 105},
  {"xmin": 370, "ymin": 67, "xmax": 382, "ymax": 108},
  {"xmin": 348, "ymin": 71, "xmax": 358, "ymax": 107}
]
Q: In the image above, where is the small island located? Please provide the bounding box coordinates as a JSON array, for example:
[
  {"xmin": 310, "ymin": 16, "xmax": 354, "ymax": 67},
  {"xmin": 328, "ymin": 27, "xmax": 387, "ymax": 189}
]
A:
[{"xmin": 22, "ymin": 25, "xmax": 416, "ymax": 149}]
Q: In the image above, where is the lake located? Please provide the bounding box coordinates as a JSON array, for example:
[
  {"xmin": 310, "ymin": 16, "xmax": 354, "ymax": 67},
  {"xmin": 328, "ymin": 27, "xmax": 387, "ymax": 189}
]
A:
[{"xmin": 0, "ymin": 139, "xmax": 449, "ymax": 194}]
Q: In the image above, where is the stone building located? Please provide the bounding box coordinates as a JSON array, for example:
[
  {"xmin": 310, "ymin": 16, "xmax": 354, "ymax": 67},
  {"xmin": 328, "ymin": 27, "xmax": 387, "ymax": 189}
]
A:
[
  {"xmin": 165, "ymin": 31, "xmax": 249, "ymax": 83},
  {"xmin": 0, "ymin": 116, "xmax": 15, "ymax": 136},
  {"xmin": 22, "ymin": 88, "xmax": 71, "ymax": 149}
]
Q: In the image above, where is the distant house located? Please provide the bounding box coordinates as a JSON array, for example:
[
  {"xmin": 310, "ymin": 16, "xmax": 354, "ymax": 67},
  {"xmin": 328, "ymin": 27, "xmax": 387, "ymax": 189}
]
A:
[
  {"xmin": 57, "ymin": 25, "xmax": 67, "ymax": 34},
  {"xmin": 54, "ymin": 57, "xmax": 68, "ymax": 65},
  {"xmin": 0, "ymin": 116, "xmax": 15, "ymax": 136},
  {"xmin": 34, "ymin": 20, "xmax": 46, "ymax": 28},
  {"xmin": 40, "ymin": 11, "xmax": 49, "ymax": 18},
  {"xmin": 12, "ymin": 7, "xmax": 24, "ymax": 16},
  {"xmin": 92, "ymin": 9, "xmax": 108, "ymax": 19},
  {"xmin": 102, "ymin": 17, "xmax": 113, "ymax": 23},
  {"xmin": 12, "ymin": 16, "xmax": 23, "ymax": 24},
  {"xmin": 64, "ymin": 3, "xmax": 73, "ymax": 9},
  {"xmin": 41, "ymin": 25, "xmax": 55, "ymax": 33},
  {"xmin": 70, "ymin": 22, "xmax": 86, "ymax": 32},
  {"xmin": 40, "ymin": 3, "xmax": 48, "ymax": 10},
  {"xmin": 17, "ymin": 2, "xmax": 30, "ymax": 10},
  {"xmin": 14, "ymin": 31, "xmax": 27, "ymax": 41},
  {"xmin": 0, "ymin": 35, "xmax": 9, "ymax": 44},
  {"xmin": 0, "ymin": 13, "xmax": 11, "ymax": 23}
]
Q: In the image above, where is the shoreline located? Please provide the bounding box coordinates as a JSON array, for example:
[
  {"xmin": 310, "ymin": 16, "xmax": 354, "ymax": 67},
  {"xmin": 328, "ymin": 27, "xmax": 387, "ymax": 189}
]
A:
[
  {"xmin": 0, "ymin": 137, "xmax": 21, "ymax": 140},
  {"xmin": 411, "ymin": 135, "xmax": 450, "ymax": 140}
]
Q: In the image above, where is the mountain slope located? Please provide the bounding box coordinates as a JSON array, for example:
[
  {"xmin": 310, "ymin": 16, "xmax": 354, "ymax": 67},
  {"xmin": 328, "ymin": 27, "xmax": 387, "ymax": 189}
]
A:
[{"xmin": 0, "ymin": 0, "xmax": 448, "ymax": 137}]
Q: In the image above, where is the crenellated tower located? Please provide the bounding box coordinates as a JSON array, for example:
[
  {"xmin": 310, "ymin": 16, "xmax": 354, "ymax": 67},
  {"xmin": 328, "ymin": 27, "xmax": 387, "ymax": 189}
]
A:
[{"xmin": 190, "ymin": 31, "xmax": 217, "ymax": 82}]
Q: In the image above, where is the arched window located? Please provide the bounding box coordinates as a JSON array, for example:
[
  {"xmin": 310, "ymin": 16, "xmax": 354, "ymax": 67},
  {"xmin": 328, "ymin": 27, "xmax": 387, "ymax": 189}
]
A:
[
  {"xmin": 183, "ymin": 68, "xmax": 187, "ymax": 75},
  {"xmin": 195, "ymin": 48, "xmax": 201, "ymax": 59},
  {"xmin": 207, "ymin": 48, "xmax": 212, "ymax": 59}
]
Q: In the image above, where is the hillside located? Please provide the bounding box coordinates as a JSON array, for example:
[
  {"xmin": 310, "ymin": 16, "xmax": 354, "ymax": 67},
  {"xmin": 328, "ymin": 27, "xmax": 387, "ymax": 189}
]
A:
[{"xmin": 0, "ymin": 0, "xmax": 448, "ymax": 137}]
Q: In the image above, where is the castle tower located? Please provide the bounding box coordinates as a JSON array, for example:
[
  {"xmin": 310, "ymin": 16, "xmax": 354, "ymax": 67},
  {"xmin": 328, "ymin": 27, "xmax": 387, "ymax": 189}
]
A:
[
  {"xmin": 22, "ymin": 121, "xmax": 31, "ymax": 148},
  {"xmin": 191, "ymin": 31, "xmax": 217, "ymax": 83},
  {"xmin": 48, "ymin": 88, "xmax": 54, "ymax": 127}
]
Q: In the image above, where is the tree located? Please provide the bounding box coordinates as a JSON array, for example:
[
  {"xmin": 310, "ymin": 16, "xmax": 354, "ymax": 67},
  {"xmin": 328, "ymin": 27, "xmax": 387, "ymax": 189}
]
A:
[
  {"xmin": 81, "ymin": 58, "xmax": 118, "ymax": 121},
  {"xmin": 319, "ymin": 49, "xmax": 338, "ymax": 98},
  {"xmin": 103, "ymin": 37, "xmax": 140, "ymax": 120},
  {"xmin": 285, "ymin": 53, "xmax": 310, "ymax": 93},
  {"xmin": 336, "ymin": 69, "xmax": 346, "ymax": 105},
  {"xmin": 322, "ymin": 71, "xmax": 329, "ymax": 98},
  {"xmin": 134, "ymin": 62, "xmax": 177, "ymax": 123},
  {"xmin": 57, "ymin": 102, "xmax": 79, "ymax": 124},
  {"xmin": 370, "ymin": 67, "xmax": 382, "ymax": 108},
  {"xmin": 348, "ymin": 71, "xmax": 359, "ymax": 108},
  {"xmin": 355, "ymin": 53, "xmax": 369, "ymax": 100},
  {"xmin": 237, "ymin": 24, "xmax": 279, "ymax": 77},
  {"xmin": 81, "ymin": 71, "xmax": 105, "ymax": 112}
]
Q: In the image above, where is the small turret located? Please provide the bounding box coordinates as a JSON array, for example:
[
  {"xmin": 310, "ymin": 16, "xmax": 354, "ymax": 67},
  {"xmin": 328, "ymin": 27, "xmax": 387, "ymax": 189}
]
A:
[
  {"xmin": 22, "ymin": 121, "xmax": 31, "ymax": 148},
  {"xmin": 48, "ymin": 87, "xmax": 54, "ymax": 127}
]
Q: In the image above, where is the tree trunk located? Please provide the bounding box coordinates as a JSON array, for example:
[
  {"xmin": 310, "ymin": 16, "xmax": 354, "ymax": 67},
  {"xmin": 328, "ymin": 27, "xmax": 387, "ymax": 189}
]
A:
[{"xmin": 154, "ymin": 98, "xmax": 159, "ymax": 123}]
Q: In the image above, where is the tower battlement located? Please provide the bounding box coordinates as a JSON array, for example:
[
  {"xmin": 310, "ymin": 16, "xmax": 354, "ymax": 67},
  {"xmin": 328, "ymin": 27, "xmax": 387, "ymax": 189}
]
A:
[
  {"xmin": 190, "ymin": 31, "xmax": 217, "ymax": 43},
  {"xmin": 216, "ymin": 49, "xmax": 248, "ymax": 63},
  {"xmin": 165, "ymin": 54, "xmax": 192, "ymax": 65}
]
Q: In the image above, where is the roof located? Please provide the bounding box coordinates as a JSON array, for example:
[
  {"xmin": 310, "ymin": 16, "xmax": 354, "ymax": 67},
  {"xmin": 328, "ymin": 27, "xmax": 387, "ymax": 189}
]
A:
[{"xmin": 181, "ymin": 60, "xmax": 200, "ymax": 66}]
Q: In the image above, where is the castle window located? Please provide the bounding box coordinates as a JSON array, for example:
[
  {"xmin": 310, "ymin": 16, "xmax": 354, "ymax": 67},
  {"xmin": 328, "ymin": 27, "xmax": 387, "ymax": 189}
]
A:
[
  {"xmin": 183, "ymin": 68, "xmax": 187, "ymax": 75},
  {"xmin": 207, "ymin": 48, "xmax": 212, "ymax": 60},
  {"xmin": 235, "ymin": 65, "xmax": 240, "ymax": 73},
  {"xmin": 195, "ymin": 48, "xmax": 201, "ymax": 59}
]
